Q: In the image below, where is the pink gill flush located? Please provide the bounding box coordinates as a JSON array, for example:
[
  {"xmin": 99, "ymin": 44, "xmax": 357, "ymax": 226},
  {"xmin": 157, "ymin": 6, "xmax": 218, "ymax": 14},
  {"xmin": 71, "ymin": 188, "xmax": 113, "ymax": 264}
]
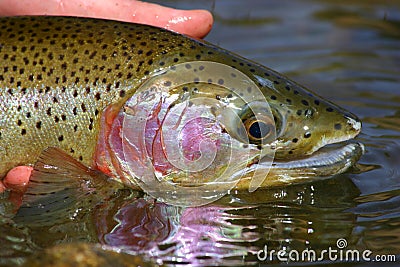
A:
[{"xmin": 110, "ymin": 61, "xmax": 276, "ymax": 206}]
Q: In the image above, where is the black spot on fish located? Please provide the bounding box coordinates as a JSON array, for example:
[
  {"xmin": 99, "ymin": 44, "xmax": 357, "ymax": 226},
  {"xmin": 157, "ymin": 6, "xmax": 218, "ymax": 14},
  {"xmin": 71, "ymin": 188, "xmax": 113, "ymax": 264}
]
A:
[
  {"xmin": 89, "ymin": 118, "xmax": 94, "ymax": 130},
  {"xmin": 326, "ymin": 107, "xmax": 334, "ymax": 112},
  {"xmin": 36, "ymin": 121, "xmax": 42, "ymax": 129},
  {"xmin": 292, "ymin": 138, "xmax": 298, "ymax": 143},
  {"xmin": 218, "ymin": 79, "xmax": 224, "ymax": 85},
  {"xmin": 270, "ymin": 95, "xmax": 277, "ymax": 100},
  {"xmin": 334, "ymin": 123, "xmax": 342, "ymax": 130},
  {"xmin": 21, "ymin": 129, "xmax": 26, "ymax": 135},
  {"xmin": 314, "ymin": 100, "xmax": 320, "ymax": 105},
  {"xmin": 58, "ymin": 135, "xmax": 64, "ymax": 142},
  {"xmin": 296, "ymin": 110, "xmax": 302, "ymax": 116},
  {"xmin": 301, "ymin": 100, "xmax": 309, "ymax": 106},
  {"xmin": 119, "ymin": 90, "xmax": 126, "ymax": 97}
]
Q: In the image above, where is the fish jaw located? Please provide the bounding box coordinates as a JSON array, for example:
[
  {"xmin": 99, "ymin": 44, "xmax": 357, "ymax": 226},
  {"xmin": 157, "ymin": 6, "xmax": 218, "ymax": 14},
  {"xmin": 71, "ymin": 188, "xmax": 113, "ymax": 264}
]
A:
[{"xmin": 234, "ymin": 142, "xmax": 365, "ymax": 189}]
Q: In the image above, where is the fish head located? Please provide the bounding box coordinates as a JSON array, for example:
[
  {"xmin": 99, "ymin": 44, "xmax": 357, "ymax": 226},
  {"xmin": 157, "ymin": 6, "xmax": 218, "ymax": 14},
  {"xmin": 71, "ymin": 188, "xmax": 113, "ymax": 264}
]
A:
[{"xmin": 95, "ymin": 61, "xmax": 362, "ymax": 205}]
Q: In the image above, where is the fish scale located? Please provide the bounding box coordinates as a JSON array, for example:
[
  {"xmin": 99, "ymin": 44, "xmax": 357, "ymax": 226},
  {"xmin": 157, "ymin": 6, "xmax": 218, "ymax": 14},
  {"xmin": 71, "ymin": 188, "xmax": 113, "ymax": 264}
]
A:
[{"xmin": 0, "ymin": 16, "xmax": 361, "ymax": 179}]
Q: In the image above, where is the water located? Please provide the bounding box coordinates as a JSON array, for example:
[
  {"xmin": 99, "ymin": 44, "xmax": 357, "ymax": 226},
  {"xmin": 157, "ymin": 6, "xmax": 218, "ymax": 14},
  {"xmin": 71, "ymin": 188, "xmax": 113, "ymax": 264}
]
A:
[{"xmin": 1, "ymin": 0, "xmax": 400, "ymax": 266}]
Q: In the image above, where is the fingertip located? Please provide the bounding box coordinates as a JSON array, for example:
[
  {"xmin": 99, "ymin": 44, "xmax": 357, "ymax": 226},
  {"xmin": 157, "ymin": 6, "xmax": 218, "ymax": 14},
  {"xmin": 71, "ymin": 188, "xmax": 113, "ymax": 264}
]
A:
[
  {"xmin": 166, "ymin": 9, "xmax": 214, "ymax": 38},
  {"xmin": 187, "ymin": 9, "xmax": 214, "ymax": 38},
  {"xmin": 4, "ymin": 166, "xmax": 33, "ymax": 191}
]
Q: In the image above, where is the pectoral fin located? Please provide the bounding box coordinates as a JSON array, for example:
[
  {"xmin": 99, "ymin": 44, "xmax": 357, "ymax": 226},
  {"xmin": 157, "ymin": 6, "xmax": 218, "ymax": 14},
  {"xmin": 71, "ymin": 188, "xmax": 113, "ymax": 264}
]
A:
[{"xmin": 14, "ymin": 147, "xmax": 122, "ymax": 226}]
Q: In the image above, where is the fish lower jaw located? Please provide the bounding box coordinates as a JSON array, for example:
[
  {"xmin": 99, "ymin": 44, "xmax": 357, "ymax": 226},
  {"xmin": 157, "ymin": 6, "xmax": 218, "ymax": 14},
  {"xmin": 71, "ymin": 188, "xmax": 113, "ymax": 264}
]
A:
[
  {"xmin": 267, "ymin": 140, "xmax": 364, "ymax": 177},
  {"xmin": 233, "ymin": 141, "xmax": 364, "ymax": 190}
]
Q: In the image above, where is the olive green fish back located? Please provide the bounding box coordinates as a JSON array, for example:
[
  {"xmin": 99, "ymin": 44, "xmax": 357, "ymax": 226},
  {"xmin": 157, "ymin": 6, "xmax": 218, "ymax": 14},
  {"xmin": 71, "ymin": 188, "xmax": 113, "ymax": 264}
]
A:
[{"xmin": 0, "ymin": 16, "xmax": 218, "ymax": 176}]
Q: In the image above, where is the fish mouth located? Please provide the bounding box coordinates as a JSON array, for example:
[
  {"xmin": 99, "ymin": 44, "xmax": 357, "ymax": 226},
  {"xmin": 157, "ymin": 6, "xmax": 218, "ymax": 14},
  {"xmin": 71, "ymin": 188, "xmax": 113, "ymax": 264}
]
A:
[
  {"xmin": 268, "ymin": 141, "xmax": 364, "ymax": 175},
  {"xmin": 244, "ymin": 141, "xmax": 365, "ymax": 187}
]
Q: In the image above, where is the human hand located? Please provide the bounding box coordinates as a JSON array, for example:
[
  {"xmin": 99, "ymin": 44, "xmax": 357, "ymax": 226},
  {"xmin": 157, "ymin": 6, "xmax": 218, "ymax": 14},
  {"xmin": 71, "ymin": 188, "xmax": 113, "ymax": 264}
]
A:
[{"xmin": 0, "ymin": 0, "xmax": 213, "ymax": 38}]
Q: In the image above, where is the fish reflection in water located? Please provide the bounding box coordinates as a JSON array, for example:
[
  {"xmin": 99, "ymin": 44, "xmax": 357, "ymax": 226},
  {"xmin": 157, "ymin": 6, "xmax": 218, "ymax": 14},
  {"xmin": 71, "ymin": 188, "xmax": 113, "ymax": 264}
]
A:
[
  {"xmin": 95, "ymin": 176, "xmax": 363, "ymax": 265},
  {"xmin": 98, "ymin": 175, "xmax": 400, "ymax": 265},
  {"xmin": 100, "ymin": 199, "xmax": 257, "ymax": 265},
  {"xmin": 2, "ymin": 172, "xmax": 400, "ymax": 266}
]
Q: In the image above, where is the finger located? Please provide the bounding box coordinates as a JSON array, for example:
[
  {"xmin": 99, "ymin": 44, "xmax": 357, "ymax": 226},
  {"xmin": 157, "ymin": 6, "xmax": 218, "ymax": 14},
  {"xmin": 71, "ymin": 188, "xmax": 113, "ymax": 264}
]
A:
[
  {"xmin": 0, "ymin": 0, "xmax": 213, "ymax": 38},
  {"xmin": 3, "ymin": 166, "xmax": 32, "ymax": 192}
]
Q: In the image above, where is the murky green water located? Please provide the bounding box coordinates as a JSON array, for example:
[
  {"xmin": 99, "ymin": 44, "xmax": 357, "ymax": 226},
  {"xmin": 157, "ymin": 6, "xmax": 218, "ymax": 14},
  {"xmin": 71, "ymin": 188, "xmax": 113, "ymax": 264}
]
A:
[{"xmin": 1, "ymin": 0, "xmax": 400, "ymax": 266}]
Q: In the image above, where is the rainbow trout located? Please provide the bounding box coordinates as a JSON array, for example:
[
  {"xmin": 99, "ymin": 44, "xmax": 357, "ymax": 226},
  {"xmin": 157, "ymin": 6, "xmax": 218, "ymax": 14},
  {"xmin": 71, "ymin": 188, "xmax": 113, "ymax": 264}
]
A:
[{"xmin": 0, "ymin": 17, "xmax": 363, "ymax": 204}]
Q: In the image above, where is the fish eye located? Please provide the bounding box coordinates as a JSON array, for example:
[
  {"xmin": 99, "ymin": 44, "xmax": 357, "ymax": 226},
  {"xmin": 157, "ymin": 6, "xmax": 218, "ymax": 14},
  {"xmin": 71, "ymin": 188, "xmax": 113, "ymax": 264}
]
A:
[{"xmin": 244, "ymin": 115, "xmax": 274, "ymax": 143}]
